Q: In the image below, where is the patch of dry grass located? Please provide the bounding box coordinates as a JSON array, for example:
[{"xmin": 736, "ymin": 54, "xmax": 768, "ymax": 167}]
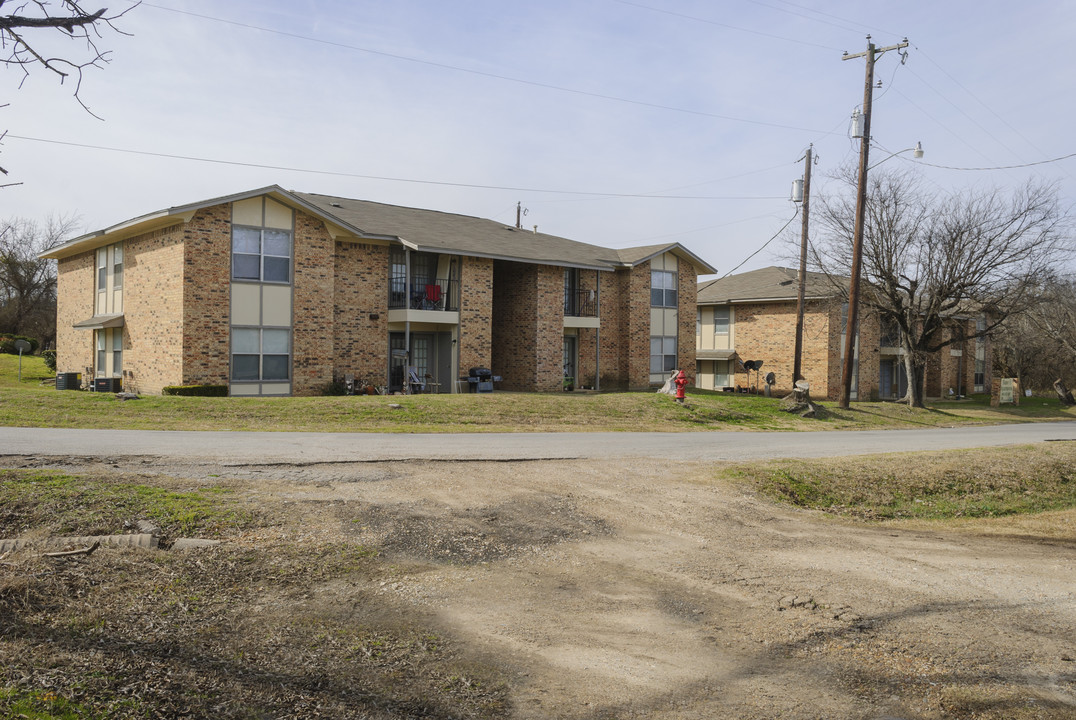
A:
[{"xmin": 726, "ymin": 443, "xmax": 1076, "ymax": 541}]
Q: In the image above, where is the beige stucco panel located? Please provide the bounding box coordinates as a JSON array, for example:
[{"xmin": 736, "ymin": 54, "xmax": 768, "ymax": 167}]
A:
[
  {"xmin": 231, "ymin": 283, "xmax": 261, "ymax": 326},
  {"xmin": 261, "ymin": 284, "xmax": 292, "ymax": 326},
  {"xmin": 232, "ymin": 197, "xmax": 262, "ymax": 226},
  {"xmin": 264, "ymin": 198, "xmax": 293, "ymax": 229}
]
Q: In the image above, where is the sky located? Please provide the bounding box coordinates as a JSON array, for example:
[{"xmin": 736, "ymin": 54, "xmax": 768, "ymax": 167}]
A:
[{"xmin": 3, "ymin": 0, "xmax": 1074, "ymax": 279}]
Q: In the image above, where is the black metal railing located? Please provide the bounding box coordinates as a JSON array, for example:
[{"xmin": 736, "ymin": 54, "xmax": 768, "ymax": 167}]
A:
[
  {"xmin": 389, "ymin": 276, "xmax": 458, "ymax": 311},
  {"xmin": 564, "ymin": 289, "xmax": 598, "ymax": 317}
]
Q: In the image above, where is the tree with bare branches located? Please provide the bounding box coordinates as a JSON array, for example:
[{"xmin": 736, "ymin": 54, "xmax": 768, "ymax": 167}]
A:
[
  {"xmin": 811, "ymin": 168, "xmax": 1071, "ymax": 407},
  {"xmin": 1, "ymin": 1, "xmax": 138, "ymax": 178},
  {"xmin": 993, "ymin": 277, "xmax": 1076, "ymax": 390},
  {"xmin": 0, "ymin": 215, "xmax": 78, "ymax": 346}
]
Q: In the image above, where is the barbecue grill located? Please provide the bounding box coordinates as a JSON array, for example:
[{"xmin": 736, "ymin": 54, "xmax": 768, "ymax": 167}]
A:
[{"xmin": 466, "ymin": 367, "xmax": 501, "ymax": 393}]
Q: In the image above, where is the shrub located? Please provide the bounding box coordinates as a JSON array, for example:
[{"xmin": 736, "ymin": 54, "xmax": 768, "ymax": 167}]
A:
[
  {"xmin": 162, "ymin": 385, "xmax": 228, "ymax": 397},
  {"xmin": 41, "ymin": 349, "xmax": 57, "ymax": 371},
  {"xmin": 0, "ymin": 334, "xmax": 40, "ymax": 354}
]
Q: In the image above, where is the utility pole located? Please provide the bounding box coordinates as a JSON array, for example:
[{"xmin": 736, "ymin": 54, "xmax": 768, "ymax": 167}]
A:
[
  {"xmin": 838, "ymin": 36, "xmax": 908, "ymax": 409},
  {"xmin": 792, "ymin": 144, "xmax": 813, "ymax": 383}
]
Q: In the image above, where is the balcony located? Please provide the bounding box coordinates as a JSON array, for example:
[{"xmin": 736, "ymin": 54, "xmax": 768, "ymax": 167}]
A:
[
  {"xmin": 389, "ymin": 276, "xmax": 459, "ymax": 312},
  {"xmin": 564, "ymin": 289, "xmax": 598, "ymax": 318}
]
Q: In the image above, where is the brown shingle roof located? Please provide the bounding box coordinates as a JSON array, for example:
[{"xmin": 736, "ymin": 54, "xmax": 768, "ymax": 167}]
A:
[{"xmin": 697, "ymin": 266, "xmax": 844, "ymax": 304}]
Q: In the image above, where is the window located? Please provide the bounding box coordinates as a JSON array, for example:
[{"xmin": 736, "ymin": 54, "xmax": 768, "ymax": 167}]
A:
[
  {"xmin": 112, "ymin": 331, "xmax": 122, "ymax": 376},
  {"xmin": 696, "ymin": 310, "xmax": 701, "ymax": 337},
  {"xmin": 232, "ymin": 328, "xmax": 290, "ymax": 381},
  {"xmin": 880, "ymin": 318, "xmax": 900, "ymax": 347},
  {"xmin": 231, "ymin": 226, "xmax": 291, "ymax": 282},
  {"xmin": 97, "ymin": 249, "xmax": 107, "ymax": 292},
  {"xmin": 650, "ymin": 336, "xmax": 677, "ymax": 374},
  {"xmin": 651, "ymin": 270, "xmax": 677, "ymax": 307},
  {"xmin": 113, "ymin": 245, "xmax": 123, "ymax": 289},
  {"xmin": 714, "ymin": 307, "xmax": 729, "ymax": 335},
  {"xmin": 96, "ymin": 331, "xmax": 106, "ymax": 376}
]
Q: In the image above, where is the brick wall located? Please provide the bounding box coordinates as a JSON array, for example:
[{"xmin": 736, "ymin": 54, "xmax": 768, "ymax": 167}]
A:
[
  {"xmin": 459, "ymin": 257, "xmax": 493, "ymax": 376},
  {"xmin": 491, "ymin": 261, "xmax": 565, "ymax": 391},
  {"xmin": 181, "ymin": 205, "xmax": 232, "ymax": 389},
  {"xmin": 730, "ymin": 300, "xmax": 835, "ymax": 397},
  {"xmin": 677, "ymin": 261, "xmax": 698, "ymax": 386},
  {"xmin": 124, "ymin": 224, "xmax": 186, "ymax": 394},
  {"xmin": 625, "ymin": 263, "xmax": 652, "ymax": 390},
  {"xmin": 594, "ymin": 270, "xmax": 631, "ymax": 390},
  {"xmin": 291, "ymin": 211, "xmax": 335, "ymax": 395},
  {"xmin": 55, "ymin": 252, "xmax": 95, "ymax": 378},
  {"xmin": 492, "ymin": 261, "xmax": 537, "ymax": 390},
  {"xmin": 333, "ymin": 241, "xmax": 389, "ymax": 386}
]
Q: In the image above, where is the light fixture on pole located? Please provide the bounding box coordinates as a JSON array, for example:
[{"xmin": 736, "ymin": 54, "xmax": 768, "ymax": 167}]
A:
[{"xmin": 838, "ymin": 35, "xmax": 910, "ymax": 410}]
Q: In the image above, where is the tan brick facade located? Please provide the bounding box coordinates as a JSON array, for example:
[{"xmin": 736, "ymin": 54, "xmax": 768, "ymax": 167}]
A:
[
  {"xmin": 52, "ymin": 191, "xmax": 711, "ymax": 397},
  {"xmin": 55, "ymin": 252, "xmax": 95, "ymax": 379},
  {"xmin": 702, "ymin": 293, "xmax": 990, "ymax": 401},
  {"xmin": 333, "ymin": 241, "xmax": 390, "ymax": 385},
  {"xmin": 491, "ymin": 261, "xmax": 565, "ymax": 391},
  {"xmin": 291, "ymin": 211, "xmax": 335, "ymax": 395},
  {"xmin": 127, "ymin": 224, "xmax": 187, "ymax": 394},
  {"xmin": 458, "ymin": 257, "xmax": 493, "ymax": 376},
  {"xmin": 180, "ymin": 206, "xmax": 231, "ymax": 390}
]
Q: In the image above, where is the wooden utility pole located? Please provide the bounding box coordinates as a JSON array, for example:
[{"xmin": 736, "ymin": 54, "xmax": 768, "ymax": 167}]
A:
[
  {"xmin": 793, "ymin": 144, "xmax": 812, "ymax": 383},
  {"xmin": 838, "ymin": 36, "xmax": 908, "ymax": 409}
]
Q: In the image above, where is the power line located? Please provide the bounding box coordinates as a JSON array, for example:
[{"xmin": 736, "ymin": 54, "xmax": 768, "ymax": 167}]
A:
[
  {"xmin": 135, "ymin": 1, "xmax": 833, "ymax": 135},
  {"xmin": 720, "ymin": 209, "xmax": 799, "ymax": 278},
  {"xmin": 6, "ymin": 134, "xmax": 786, "ymax": 200},
  {"xmin": 911, "ymin": 151, "xmax": 1076, "ymax": 172}
]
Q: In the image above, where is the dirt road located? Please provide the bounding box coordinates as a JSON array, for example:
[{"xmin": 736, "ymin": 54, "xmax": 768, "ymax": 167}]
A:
[{"xmin": 8, "ymin": 452, "xmax": 1071, "ymax": 719}]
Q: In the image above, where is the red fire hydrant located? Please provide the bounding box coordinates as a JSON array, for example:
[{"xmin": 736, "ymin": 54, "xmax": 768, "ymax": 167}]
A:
[{"xmin": 674, "ymin": 369, "xmax": 688, "ymax": 404}]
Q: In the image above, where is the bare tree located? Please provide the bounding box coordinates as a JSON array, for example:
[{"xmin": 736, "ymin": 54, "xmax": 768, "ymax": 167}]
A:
[
  {"xmin": 1, "ymin": 1, "xmax": 138, "ymax": 177},
  {"xmin": 812, "ymin": 168, "xmax": 1070, "ymax": 407},
  {"xmin": 0, "ymin": 215, "xmax": 78, "ymax": 346},
  {"xmin": 993, "ymin": 276, "xmax": 1076, "ymax": 390}
]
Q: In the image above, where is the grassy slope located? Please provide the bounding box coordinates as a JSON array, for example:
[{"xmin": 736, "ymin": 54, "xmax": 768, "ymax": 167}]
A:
[{"xmin": 3, "ymin": 354, "xmax": 1074, "ymax": 433}]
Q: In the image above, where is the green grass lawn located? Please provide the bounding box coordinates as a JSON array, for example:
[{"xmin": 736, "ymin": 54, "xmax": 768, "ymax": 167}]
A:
[{"xmin": 2, "ymin": 353, "xmax": 1073, "ymax": 432}]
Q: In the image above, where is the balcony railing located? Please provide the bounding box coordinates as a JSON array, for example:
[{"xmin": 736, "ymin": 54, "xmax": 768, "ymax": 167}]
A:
[
  {"xmin": 564, "ymin": 289, "xmax": 598, "ymax": 318},
  {"xmin": 389, "ymin": 276, "xmax": 458, "ymax": 312}
]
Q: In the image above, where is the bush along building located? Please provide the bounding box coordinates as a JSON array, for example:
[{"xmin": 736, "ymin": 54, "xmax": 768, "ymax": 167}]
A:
[
  {"xmin": 42, "ymin": 186, "xmax": 716, "ymax": 396},
  {"xmin": 695, "ymin": 266, "xmax": 992, "ymax": 401}
]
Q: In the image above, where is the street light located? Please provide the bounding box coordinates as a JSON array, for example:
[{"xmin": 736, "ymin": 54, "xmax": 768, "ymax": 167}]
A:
[
  {"xmin": 840, "ymin": 140, "xmax": 922, "ymax": 408},
  {"xmin": 868, "ymin": 141, "xmax": 924, "ymax": 170}
]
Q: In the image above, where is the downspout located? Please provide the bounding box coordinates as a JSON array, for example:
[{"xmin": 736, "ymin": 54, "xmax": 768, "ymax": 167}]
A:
[
  {"xmin": 404, "ymin": 248, "xmax": 411, "ymax": 394},
  {"xmin": 595, "ymin": 270, "xmax": 601, "ymax": 392}
]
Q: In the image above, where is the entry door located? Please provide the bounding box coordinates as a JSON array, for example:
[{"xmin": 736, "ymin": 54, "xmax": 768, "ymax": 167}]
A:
[{"xmin": 563, "ymin": 336, "xmax": 577, "ymax": 385}]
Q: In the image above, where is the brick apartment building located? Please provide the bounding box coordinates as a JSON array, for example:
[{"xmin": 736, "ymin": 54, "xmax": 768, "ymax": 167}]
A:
[
  {"xmin": 695, "ymin": 266, "xmax": 992, "ymax": 401},
  {"xmin": 43, "ymin": 186, "xmax": 715, "ymax": 396}
]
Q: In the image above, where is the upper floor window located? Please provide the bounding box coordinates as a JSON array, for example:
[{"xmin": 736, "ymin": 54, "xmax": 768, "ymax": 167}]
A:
[
  {"xmin": 232, "ymin": 226, "xmax": 291, "ymax": 283},
  {"xmin": 651, "ymin": 269, "xmax": 677, "ymax": 307},
  {"xmin": 97, "ymin": 251, "xmax": 107, "ymax": 291},
  {"xmin": 113, "ymin": 245, "xmax": 123, "ymax": 289},
  {"xmin": 714, "ymin": 307, "xmax": 730, "ymax": 335}
]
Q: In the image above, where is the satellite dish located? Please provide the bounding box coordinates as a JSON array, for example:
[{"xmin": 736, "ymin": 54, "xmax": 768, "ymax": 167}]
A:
[
  {"xmin": 743, "ymin": 360, "xmax": 756, "ymax": 371},
  {"xmin": 753, "ymin": 360, "xmax": 764, "ymax": 370},
  {"xmin": 766, "ymin": 372, "xmax": 776, "ymax": 385}
]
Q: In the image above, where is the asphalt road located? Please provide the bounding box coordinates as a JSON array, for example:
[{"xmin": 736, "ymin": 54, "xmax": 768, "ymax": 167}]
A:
[{"xmin": 1, "ymin": 422, "xmax": 1074, "ymax": 463}]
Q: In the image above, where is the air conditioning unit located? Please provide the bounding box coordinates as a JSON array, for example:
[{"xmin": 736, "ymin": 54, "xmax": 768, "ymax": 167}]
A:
[
  {"xmin": 92, "ymin": 377, "xmax": 122, "ymax": 393},
  {"xmin": 55, "ymin": 372, "xmax": 82, "ymax": 390}
]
